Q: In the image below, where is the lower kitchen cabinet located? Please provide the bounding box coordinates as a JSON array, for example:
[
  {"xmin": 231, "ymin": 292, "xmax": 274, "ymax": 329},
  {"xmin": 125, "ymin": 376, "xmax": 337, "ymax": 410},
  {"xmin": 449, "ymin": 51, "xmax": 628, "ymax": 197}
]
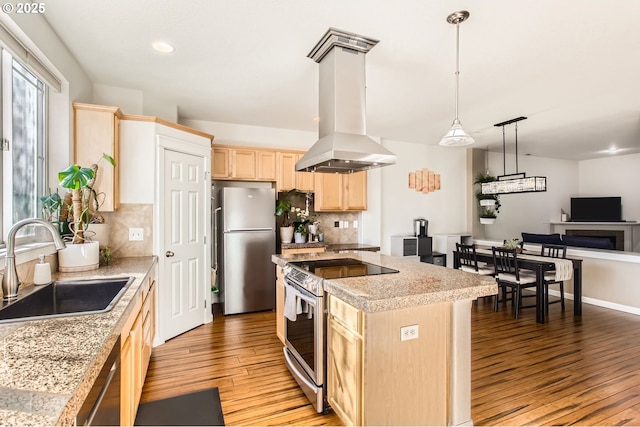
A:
[
  {"xmin": 121, "ymin": 273, "xmax": 157, "ymax": 426},
  {"xmin": 327, "ymin": 294, "xmax": 450, "ymax": 426},
  {"xmin": 275, "ymin": 267, "xmax": 285, "ymax": 344}
]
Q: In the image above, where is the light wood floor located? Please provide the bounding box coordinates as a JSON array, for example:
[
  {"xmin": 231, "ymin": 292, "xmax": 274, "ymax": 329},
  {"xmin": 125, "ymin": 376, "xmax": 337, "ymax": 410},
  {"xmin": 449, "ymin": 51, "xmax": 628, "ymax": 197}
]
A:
[{"xmin": 141, "ymin": 298, "xmax": 640, "ymax": 426}]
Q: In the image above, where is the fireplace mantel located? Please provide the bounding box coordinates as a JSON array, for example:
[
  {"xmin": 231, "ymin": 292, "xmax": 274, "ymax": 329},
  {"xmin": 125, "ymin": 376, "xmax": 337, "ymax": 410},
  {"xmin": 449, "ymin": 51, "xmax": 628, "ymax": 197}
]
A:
[{"xmin": 550, "ymin": 221, "xmax": 640, "ymax": 252}]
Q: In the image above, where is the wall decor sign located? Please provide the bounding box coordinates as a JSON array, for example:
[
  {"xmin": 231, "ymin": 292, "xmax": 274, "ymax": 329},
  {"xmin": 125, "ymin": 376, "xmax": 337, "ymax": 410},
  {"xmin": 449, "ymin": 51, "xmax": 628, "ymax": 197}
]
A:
[{"xmin": 408, "ymin": 168, "xmax": 441, "ymax": 194}]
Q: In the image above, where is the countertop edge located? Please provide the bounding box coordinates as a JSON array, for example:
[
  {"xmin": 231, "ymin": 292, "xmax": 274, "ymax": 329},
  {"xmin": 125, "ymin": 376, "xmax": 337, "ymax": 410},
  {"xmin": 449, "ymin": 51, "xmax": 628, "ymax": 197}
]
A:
[{"xmin": 272, "ymin": 252, "xmax": 497, "ymax": 313}]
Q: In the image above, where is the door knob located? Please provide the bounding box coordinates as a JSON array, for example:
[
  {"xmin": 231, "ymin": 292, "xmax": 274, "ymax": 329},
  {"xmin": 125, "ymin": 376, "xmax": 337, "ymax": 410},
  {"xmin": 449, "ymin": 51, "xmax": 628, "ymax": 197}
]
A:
[{"xmin": 165, "ymin": 251, "xmax": 175, "ymax": 257}]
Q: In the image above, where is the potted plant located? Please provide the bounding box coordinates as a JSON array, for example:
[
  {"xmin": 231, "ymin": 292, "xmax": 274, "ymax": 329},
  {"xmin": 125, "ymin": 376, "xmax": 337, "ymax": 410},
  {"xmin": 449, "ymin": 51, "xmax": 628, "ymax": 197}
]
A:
[
  {"xmin": 292, "ymin": 207, "xmax": 311, "ymax": 243},
  {"xmin": 57, "ymin": 153, "xmax": 115, "ymax": 272},
  {"xmin": 275, "ymin": 199, "xmax": 294, "ymax": 243},
  {"xmin": 475, "ymin": 172, "xmax": 501, "ymax": 222},
  {"xmin": 480, "ymin": 208, "xmax": 497, "ymax": 225}
]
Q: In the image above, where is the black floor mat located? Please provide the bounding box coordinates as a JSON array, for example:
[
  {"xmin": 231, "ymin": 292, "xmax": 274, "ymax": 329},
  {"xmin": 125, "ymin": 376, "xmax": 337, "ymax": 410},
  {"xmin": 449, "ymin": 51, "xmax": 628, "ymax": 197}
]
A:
[{"xmin": 134, "ymin": 387, "xmax": 225, "ymax": 426}]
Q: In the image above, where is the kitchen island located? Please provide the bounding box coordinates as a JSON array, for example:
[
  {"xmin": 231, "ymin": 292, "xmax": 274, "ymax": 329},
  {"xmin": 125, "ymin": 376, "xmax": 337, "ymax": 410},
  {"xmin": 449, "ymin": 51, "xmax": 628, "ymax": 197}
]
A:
[
  {"xmin": 273, "ymin": 251, "xmax": 497, "ymax": 426},
  {"xmin": 0, "ymin": 256, "xmax": 157, "ymax": 426}
]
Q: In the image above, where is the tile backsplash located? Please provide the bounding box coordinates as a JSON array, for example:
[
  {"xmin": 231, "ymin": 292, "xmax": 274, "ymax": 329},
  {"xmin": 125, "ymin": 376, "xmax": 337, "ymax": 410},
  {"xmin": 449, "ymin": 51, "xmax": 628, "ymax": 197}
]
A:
[
  {"xmin": 314, "ymin": 212, "xmax": 360, "ymax": 244},
  {"xmin": 101, "ymin": 203, "xmax": 153, "ymax": 258}
]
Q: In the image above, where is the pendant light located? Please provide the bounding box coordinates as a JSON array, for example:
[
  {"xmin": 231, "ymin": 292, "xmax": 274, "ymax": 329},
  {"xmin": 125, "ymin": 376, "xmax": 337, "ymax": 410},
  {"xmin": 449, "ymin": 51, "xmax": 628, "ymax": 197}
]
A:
[
  {"xmin": 439, "ymin": 10, "xmax": 475, "ymax": 147},
  {"xmin": 481, "ymin": 116, "xmax": 547, "ymax": 195}
]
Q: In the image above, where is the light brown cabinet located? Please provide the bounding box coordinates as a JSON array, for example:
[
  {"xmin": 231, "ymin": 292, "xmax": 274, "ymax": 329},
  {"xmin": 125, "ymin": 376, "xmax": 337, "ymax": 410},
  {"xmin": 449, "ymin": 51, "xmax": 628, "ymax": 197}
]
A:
[
  {"xmin": 327, "ymin": 294, "xmax": 450, "ymax": 426},
  {"xmin": 212, "ymin": 147, "xmax": 231, "ymax": 178},
  {"xmin": 295, "ymin": 154, "xmax": 315, "ymax": 192},
  {"xmin": 275, "ymin": 267, "xmax": 286, "ymax": 344},
  {"xmin": 276, "ymin": 151, "xmax": 314, "ymax": 192},
  {"xmin": 327, "ymin": 295, "xmax": 363, "ymax": 426},
  {"xmin": 276, "ymin": 152, "xmax": 298, "ymax": 192},
  {"xmin": 212, "ymin": 144, "xmax": 279, "ymax": 182},
  {"xmin": 315, "ymin": 171, "xmax": 367, "ymax": 211},
  {"xmin": 73, "ymin": 102, "xmax": 122, "ymax": 211},
  {"xmin": 121, "ymin": 273, "xmax": 157, "ymax": 426},
  {"xmin": 257, "ymin": 150, "xmax": 277, "ymax": 181}
]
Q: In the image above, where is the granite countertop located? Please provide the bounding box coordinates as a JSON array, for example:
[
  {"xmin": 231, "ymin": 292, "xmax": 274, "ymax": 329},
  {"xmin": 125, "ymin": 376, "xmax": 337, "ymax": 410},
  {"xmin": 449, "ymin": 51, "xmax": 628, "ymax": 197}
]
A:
[
  {"xmin": 272, "ymin": 251, "xmax": 496, "ymax": 313},
  {"xmin": 0, "ymin": 256, "xmax": 157, "ymax": 426},
  {"xmin": 280, "ymin": 242, "xmax": 380, "ymax": 252}
]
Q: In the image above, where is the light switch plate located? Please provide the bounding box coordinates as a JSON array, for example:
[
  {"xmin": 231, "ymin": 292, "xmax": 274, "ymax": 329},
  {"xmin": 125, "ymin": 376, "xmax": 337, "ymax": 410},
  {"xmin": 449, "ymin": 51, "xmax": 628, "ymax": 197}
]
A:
[{"xmin": 129, "ymin": 228, "xmax": 144, "ymax": 241}]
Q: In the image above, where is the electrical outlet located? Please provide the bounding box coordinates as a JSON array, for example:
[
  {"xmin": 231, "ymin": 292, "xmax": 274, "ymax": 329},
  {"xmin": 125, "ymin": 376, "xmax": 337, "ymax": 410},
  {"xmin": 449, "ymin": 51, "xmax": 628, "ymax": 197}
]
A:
[
  {"xmin": 353, "ymin": 220, "xmax": 358, "ymax": 229},
  {"xmin": 400, "ymin": 325, "xmax": 419, "ymax": 341},
  {"xmin": 334, "ymin": 221, "xmax": 340, "ymax": 228},
  {"xmin": 129, "ymin": 227, "xmax": 144, "ymax": 241}
]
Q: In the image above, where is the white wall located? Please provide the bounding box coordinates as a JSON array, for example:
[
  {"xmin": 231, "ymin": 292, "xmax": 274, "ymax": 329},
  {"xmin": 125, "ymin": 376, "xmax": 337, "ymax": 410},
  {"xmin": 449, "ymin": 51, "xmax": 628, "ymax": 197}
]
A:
[
  {"xmin": 182, "ymin": 119, "xmax": 316, "ymax": 150},
  {"xmin": 369, "ymin": 139, "xmax": 469, "ymax": 255},
  {"xmin": 578, "ymin": 152, "xmax": 640, "ymax": 222},
  {"xmin": 93, "ymin": 83, "xmax": 143, "ymax": 114},
  {"xmin": 483, "ymin": 152, "xmax": 579, "ymax": 242}
]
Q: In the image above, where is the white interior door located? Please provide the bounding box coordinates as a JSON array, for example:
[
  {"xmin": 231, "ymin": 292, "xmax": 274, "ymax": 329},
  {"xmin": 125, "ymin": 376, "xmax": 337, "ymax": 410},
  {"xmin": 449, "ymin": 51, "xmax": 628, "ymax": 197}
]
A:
[{"xmin": 162, "ymin": 148, "xmax": 206, "ymax": 340}]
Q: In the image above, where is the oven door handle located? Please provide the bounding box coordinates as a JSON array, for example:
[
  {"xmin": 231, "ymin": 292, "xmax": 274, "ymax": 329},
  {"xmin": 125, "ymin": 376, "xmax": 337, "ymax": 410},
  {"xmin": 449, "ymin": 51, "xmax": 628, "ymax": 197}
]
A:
[
  {"xmin": 283, "ymin": 347, "xmax": 319, "ymax": 391},
  {"xmin": 284, "ymin": 281, "xmax": 317, "ymax": 306}
]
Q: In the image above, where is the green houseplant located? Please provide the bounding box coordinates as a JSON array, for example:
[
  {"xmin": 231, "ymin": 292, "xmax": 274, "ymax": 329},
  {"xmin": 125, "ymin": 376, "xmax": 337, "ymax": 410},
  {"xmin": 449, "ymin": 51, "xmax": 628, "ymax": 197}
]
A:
[
  {"xmin": 275, "ymin": 199, "xmax": 294, "ymax": 243},
  {"xmin": 475, "ymin": 173, "xmax": 501, "ymax": 224},
  {"xmin": 57, "ymin": 153, "xmax": 115, "ymax": 272}
]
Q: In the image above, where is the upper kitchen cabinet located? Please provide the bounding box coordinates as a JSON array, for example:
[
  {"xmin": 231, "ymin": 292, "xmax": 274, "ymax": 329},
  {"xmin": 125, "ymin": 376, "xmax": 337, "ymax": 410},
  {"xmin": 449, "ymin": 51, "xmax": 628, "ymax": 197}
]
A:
[
  {"xmin": 212, "ymin": 147, "xmax": 230, "ymax": 178},
  {"xmin": 212, "ymin": 144, "xmax": 278, "ymax": 182},
  {"xmin": 73, "ymin": 102, "xmax": 122, "ymax": 211},
  {"xmin": 276, "ymin": 151, "xmax": 314, "ymax": 192},
  {"xmin": 295, "ymin": 154, "xmax": 315, "ymax": 192},
  {"xmin": 315, "ymin": 171, "xmax": 367, "ymax": 211}
]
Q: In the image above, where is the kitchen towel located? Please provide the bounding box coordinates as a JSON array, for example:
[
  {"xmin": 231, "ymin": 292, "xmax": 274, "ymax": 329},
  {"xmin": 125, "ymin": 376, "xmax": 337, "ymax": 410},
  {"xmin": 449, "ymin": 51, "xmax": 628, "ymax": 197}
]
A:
[{"xmin": 284, "ymin": 286, "xmax": 297, "ymax": 321}]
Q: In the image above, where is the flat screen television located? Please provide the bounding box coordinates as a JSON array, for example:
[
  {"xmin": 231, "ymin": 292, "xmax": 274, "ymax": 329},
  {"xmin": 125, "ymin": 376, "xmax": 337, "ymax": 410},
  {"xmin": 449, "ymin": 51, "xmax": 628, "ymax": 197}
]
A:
[{"xmin": 570, "ymin": 197, "xmax": 622, "ymax": 222}]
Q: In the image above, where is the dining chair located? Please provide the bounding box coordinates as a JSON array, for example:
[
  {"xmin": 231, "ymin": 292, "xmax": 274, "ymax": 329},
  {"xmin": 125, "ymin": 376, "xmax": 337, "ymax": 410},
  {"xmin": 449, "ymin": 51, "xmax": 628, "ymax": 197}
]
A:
[
  {"xmin": 457, "ymin": 243, "xmax": 498, "ymax": 310},
  {"xmin": 540, "ymin": 243, "xmax": 567, "ymax": 312},
  {"xmin": 492, "ymin": 247, "xmax": 537, "ymax": 319}
]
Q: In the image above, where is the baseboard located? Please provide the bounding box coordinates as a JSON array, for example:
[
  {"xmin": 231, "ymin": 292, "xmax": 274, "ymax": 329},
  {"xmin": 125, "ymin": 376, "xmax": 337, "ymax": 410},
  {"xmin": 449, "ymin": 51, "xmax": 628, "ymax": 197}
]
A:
[{"xmin": 547, "ymin": 289, "xmax": 640, "ymax": 316}]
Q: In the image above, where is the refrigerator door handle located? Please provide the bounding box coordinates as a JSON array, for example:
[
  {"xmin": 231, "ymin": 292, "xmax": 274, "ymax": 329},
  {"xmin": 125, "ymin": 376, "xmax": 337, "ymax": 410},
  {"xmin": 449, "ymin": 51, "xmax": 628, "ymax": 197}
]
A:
[{"xmin": 212, "ymin": 207, "xmax": 221, "ymax": 270}]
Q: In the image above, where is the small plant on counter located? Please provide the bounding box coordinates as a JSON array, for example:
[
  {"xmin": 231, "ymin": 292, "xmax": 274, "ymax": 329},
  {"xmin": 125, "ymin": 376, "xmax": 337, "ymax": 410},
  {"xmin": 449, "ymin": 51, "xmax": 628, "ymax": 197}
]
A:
[
  {"xmin": 275, "ymin": 199, "xmax": 292, "ymax": 227},
  {"xmin": 292, "ymin": 207, "xmax": 312, "ymax": 234},
  {"xmin": 58, "ymin": 153, "xmax": 115, "ymax": 244}
]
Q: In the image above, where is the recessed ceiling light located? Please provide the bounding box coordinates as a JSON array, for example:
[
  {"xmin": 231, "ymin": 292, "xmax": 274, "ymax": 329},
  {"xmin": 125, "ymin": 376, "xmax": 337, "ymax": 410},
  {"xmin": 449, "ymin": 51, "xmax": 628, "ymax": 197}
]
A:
[
  {"xmin": 152, "ymin": 41, "xmax": 175, "ymax": 54},
  {"xmin": 607, "ymin": 146, "xmax": 620, "ymax": 154}
]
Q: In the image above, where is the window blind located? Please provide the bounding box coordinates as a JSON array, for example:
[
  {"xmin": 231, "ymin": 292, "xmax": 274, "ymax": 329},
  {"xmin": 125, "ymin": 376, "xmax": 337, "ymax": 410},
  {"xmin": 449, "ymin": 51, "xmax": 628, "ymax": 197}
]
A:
[{"xmin": 0, "ymin": 21, "xmax": 62, "ymax": 92}]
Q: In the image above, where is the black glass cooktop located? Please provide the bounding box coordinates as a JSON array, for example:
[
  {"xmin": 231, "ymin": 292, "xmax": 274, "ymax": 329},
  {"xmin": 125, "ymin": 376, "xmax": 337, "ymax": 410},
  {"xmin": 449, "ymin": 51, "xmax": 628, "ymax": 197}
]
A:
[{"xmin": 290, "ymin": 258, "xmax": 399, "ymax": 279}]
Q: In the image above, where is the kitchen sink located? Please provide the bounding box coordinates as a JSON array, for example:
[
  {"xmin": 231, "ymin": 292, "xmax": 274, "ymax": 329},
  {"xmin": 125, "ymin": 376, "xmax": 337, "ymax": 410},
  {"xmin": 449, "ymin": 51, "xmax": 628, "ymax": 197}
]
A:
[{"xmin": 0, "ymin": 277, "xmax": 134, "ymax": 324}]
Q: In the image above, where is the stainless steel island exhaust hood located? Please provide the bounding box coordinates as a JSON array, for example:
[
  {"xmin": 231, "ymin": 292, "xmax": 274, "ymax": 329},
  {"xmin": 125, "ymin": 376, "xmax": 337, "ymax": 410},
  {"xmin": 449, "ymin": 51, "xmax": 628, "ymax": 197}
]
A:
[{"xmin": 296, "ymin": 28, "xmax": 396, "ymax": 173}]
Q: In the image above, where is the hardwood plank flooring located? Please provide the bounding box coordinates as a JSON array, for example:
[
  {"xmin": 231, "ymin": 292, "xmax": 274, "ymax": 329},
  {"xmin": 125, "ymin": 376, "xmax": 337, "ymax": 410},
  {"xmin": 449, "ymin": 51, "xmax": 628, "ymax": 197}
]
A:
[{"xmin": 141, "ymin": 299, "xmax": 640, "ymax": 426}]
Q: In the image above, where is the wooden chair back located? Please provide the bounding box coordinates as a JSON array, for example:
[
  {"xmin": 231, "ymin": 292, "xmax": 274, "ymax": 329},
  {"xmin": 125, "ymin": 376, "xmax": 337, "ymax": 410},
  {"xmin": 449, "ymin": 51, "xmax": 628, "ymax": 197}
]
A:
[
  {"xmin": 492, "ymin": 247, "xmax": 526, "ymax": 281},
  {"xmin": 457, "ymin": 243, "xmax": 479, "ymax": 271},
  {"xmin": 540, "ymin": 243, "xmax": 567, "ymax": 259}
]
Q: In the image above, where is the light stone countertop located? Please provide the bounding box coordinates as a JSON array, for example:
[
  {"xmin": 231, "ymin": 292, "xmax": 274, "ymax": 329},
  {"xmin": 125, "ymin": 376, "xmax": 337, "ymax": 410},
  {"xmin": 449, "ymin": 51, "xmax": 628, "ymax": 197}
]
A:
[
  {"xmin": 272, "ymin": 251, "xmax": 497, "ymax": 312},
  {"xmin": 0, "ymin": 256, "xmax": 157, "ymax": 426}
]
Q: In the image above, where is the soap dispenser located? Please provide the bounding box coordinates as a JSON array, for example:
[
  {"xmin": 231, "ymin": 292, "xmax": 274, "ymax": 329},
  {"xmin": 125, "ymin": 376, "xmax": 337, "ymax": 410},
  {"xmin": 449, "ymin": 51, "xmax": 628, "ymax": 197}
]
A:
[{"xmin": 33, "ymin": 254, "xmax": 52, "ymax": 285}]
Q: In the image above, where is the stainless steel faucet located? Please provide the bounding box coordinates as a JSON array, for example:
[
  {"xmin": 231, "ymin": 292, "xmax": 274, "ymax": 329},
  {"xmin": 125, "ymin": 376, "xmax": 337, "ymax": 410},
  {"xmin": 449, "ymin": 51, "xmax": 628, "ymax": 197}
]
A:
[{"xmin": 2, "ymin": 218, "xmax": 66, "ymax": 300}]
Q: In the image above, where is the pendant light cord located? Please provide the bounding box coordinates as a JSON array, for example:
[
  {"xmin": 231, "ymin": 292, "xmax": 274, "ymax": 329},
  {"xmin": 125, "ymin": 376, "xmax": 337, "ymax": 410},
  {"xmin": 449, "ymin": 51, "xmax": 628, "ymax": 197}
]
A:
[
  {"xmin": 502, "ymin": 125, "xmax": 506, "ymax": 175},
  {"xmin": 515, "ymin": 122, "xmax": 519, "ymax": 173},
  {"xmin": 454, "ymin": 22, "xmax": 460, "ymax": 123}
]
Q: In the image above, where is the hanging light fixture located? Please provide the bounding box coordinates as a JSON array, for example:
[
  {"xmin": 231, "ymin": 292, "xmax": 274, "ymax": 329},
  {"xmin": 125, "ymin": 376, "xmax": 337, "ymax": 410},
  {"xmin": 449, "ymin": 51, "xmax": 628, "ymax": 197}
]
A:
[
  {"xmin": 439, "ymin": 10, "xmax": 475, "ymax": 147},
  {"xmin": 481, "ymin": 116, "xmax": 547, "ymax": 195}
]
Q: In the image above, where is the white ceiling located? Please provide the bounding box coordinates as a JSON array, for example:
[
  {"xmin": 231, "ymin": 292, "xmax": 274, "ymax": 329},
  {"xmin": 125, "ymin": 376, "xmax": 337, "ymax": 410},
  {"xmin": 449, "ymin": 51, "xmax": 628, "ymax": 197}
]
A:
[{"xmin": 42, "ymin": 0, "xmax": 640, "ymax": 160}]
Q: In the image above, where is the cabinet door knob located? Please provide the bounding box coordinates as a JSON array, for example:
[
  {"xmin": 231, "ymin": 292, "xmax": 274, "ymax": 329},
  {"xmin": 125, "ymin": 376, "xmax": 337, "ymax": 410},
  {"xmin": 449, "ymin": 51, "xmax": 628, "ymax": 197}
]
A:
[{"xmin": 165, "ymin": 251, "xmax": 175, "ymax": 257}]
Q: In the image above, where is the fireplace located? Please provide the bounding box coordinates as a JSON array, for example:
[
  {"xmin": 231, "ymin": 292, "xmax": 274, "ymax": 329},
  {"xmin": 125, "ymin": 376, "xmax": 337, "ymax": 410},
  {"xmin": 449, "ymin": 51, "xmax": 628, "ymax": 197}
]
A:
[
  {"xmin": 550, "ymin": 221, "xmax": 640, "ymax": 252},
  {"xmin": 564, "ymin": 229, "xmax": 624, "ymax": 251}
]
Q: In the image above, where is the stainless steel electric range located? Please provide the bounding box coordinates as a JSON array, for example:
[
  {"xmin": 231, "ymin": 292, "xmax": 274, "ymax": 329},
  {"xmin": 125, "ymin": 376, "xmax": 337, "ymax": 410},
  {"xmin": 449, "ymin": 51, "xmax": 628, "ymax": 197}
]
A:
[{"xmin": 281, "ymin": 258, "xmax": 398, "ymax": 413}]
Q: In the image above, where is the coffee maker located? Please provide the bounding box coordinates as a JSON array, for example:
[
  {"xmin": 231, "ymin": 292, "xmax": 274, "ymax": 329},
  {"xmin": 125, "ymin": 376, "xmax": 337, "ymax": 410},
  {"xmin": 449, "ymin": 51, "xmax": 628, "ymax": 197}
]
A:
[{"xmin": 413, "ymin": 218, "xmax": 428, "ymax": 237}]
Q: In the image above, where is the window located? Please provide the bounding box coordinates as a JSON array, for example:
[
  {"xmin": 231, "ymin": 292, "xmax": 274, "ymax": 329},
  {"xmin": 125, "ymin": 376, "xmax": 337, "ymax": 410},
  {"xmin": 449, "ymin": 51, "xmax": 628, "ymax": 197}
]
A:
[{"xmin": 1, "ymin": 48, "xmax": 47, "ymax": 246}]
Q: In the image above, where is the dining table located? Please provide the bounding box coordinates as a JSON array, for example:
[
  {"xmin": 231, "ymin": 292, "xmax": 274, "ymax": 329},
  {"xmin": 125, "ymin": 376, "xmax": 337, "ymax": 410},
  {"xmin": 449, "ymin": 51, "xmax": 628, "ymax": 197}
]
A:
[{"xmin": 453, "ymin": 247, "xmax": 583, "ymax": 324}]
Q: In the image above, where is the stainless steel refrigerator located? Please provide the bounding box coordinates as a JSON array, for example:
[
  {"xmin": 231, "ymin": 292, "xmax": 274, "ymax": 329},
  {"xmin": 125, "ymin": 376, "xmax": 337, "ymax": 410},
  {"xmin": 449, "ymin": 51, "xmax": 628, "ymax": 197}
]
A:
[{"xmin": 216, "ymin": 187, "xmax": 276, "ymax": 315}]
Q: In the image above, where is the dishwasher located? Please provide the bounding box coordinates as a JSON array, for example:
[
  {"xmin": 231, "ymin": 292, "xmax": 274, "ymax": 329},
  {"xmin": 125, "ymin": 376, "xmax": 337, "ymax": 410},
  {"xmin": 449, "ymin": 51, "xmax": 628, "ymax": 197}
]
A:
[{"xmin": 76, "ymin": 337, "xmax": 121, "ymax": 426}]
